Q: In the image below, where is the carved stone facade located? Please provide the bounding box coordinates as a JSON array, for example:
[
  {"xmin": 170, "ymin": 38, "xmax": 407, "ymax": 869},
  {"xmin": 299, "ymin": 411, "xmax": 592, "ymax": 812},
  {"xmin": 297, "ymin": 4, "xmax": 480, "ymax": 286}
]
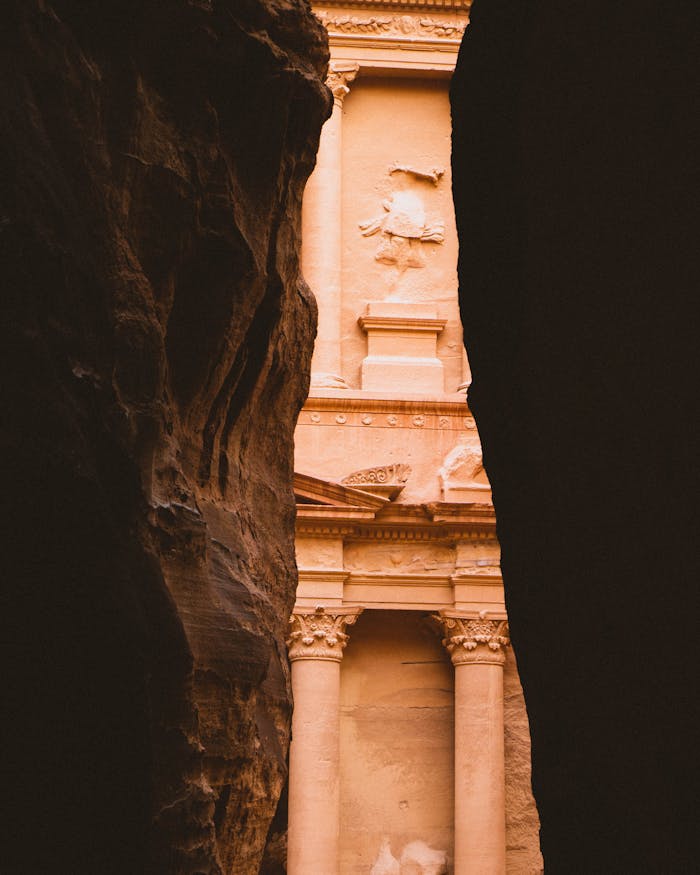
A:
[{"xmin": 290, "ymin": 2, "xmax": 542, "ymax": 872}]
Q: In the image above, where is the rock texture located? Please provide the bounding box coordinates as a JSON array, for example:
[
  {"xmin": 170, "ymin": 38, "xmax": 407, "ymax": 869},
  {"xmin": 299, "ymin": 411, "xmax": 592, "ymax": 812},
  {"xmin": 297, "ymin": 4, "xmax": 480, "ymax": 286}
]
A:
[
  {"xmin": 452, "ymin": 1, "xmax": 698, "ymax": 872},
  {"xmin": 1, "ymin": 2, "xmax": 329, "ymax": 873},
  {"xmin": 504, "ymin": 653, "xmax": 542, "ymax": 874}
]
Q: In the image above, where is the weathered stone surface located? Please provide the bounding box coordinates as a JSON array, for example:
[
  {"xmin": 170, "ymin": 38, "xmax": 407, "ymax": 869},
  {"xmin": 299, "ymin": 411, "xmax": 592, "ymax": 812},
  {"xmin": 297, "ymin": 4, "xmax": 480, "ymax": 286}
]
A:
[
  {"xmin": 504, "ymin": 652, "xmax": 542, "ymax": 874},
  {"xmin": 452, "ymin": 1, "xmax": 698, "ymax": 871},
  {"xmin": 1, "ymin": 2, "xmax": 329, "ymax": 873}
]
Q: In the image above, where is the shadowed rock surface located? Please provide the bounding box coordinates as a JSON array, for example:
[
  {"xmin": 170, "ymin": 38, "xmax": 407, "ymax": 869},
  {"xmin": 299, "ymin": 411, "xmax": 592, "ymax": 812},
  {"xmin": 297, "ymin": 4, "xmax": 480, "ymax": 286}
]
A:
[
  {"xmin": 1, "ymin": 2, "xmax": 329, "ymax": 872},
  {"xmin": 452, "ymin": 1, "xmax": 698, "ymax": 871}
]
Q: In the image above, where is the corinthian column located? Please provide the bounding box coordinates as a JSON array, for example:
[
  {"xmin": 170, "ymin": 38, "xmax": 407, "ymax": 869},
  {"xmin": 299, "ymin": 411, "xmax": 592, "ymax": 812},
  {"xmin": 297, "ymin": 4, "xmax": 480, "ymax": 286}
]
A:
[
  {"xmin": 435, "ymin": 611, "xmax": 510, "ymax": 875},
  {"xmin": 286, "ymin": 606, "xmax": 362, "ymax": 875},
  {"xmin": 302, "ymin": 62, "xmax": 359, "ymax": 389}
]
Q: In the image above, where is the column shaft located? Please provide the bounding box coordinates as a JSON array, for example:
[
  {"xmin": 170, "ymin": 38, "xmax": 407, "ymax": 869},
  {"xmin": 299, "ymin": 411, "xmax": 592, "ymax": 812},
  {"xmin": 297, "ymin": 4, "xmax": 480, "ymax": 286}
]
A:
[
  {"xmin": 454, "ymin": 660, "xmax": 506, "ymax": 874},
  {"xmin": 435, "ymin": 612, "xmax": 509, "ymax": 875},
  {"xmin": 288, "ymin": 658, "xmax": 341, "ymax": 874},
  {"xmin": 286, "ymin": 606, "xmax": 361, "ymax": 875}
]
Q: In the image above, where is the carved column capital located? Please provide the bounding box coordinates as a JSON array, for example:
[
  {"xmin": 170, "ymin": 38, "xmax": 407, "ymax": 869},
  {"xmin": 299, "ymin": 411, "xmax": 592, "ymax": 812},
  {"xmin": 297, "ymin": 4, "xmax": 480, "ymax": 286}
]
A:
[
  {"xmin": 326, "ymin": 62, "xmax": 360, "ymax": 107},
  {"xmin": 433, "ymin": 611, "xmax": 510, "ymax": 666},
  {"xmin": 287, "ymin": 606, "xmax": 363, "ymax": 662}
]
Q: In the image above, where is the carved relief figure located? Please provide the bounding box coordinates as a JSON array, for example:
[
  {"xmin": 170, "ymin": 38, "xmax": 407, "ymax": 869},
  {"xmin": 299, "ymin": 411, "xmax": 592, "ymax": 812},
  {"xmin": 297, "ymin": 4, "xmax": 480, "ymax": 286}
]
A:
[
  {"xmin": 439, "ymin": 434, "xmax": 490, "ymax": 498},
  {"xmin": 359, "ymin": 165, "xmax": 445, "ymax": 271},
  {"xmin": 371, "ymin": 837, "xmax": 448, "ymax": 875}
]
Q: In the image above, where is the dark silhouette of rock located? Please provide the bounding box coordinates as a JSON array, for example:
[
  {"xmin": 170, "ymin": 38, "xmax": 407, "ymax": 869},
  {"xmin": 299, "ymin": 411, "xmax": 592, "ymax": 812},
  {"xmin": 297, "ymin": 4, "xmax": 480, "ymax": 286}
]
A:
[
  {"xmin": 452, "ymin": 1, "xmax": 698, "ymax": 871},
  {"xmin": 0, "ymin": 2, "xmax": 329, "ymax": 872}
]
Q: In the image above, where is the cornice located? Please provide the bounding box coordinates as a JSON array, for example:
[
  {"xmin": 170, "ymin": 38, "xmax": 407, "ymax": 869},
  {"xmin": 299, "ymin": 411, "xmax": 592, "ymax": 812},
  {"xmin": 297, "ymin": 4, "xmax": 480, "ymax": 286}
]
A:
[
  {"xmin": 318, "ymin": 1, "xmax": 471, "ymax": 10},
  {"xmin": 303, "ymin": 390, "xmax": 472, "ymax": 414},
  {"xmin": 296, "ymin": 517, "xmax": 496, "ymax": 540},
  {"xmin": 358, "ymin": 314, "xmax": 447, "ymax": 332},
  {"xmin": 297, "ymin": 505, "xmax": 379, "ymax": 521},
  {"xmin": 294, "ymin": 470, "xmax": 388, "ymax": 509},
  {"xmin": 298, "ymin": 569, "xmax": 351, "ymax": 583}
]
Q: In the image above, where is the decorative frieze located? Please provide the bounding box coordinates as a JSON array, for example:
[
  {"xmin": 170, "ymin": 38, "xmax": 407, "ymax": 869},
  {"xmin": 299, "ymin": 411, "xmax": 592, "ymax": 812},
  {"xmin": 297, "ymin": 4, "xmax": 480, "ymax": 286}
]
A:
[
  {"xmin": 287, "ymin": 606, "xmax": 362, "ymax": 661},
  {"xmin": 317, "ymin": 11, "xmax": 468, "ymax": 40},
  {"xmin": 434, "ymin": 611, "xmax": 510, "ymax": 665},
  {"xmin": 304, "ymin": 410, "xmax": 470, "ymax": 430}
]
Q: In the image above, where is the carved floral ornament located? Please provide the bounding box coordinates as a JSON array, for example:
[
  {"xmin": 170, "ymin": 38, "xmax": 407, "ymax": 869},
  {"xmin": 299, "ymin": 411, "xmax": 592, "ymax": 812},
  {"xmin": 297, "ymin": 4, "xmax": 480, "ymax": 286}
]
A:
[
  {"xmin": 317, "ymin": 12, "xmax": 468, "ymax": 40},
  {"xmin": 342, "ymin": 464, "xmax": 411, "ymax": 486},
  {"xmin": 433, "ymin": 611, "xmax": 510, "ymax": 666},
  {"xmin": 287, "ymin": 607, "xmax": 362, "ymax": 662},
  {"xmin": 325, "ymin": 62, "xmax": 359, "ymax": 105}
]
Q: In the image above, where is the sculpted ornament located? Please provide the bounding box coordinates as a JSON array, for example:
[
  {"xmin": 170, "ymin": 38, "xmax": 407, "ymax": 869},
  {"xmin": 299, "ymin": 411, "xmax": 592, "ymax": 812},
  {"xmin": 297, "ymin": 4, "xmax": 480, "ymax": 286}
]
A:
[
  {"xmin": 439, "ymin": 434, "xmax": 489, "ymax": 495},
  {"xmin": 342, "ymin": 464, "xmax": 411, "ymax": 486},
  {"xmin": 371, "ymin": 837, "xmax": 447, "ymax": 875},
  {"xmin": 287, "ymin": 607, "xmax": 361, "ymax": 662},
  {"xmin": 359, "ymin": 165, "xmax": 445, "ymax": 270},
  {"xmin": 326, "ymin": 62, "xmax": 359, "ymax": 106},
  {"xmin": 318, "ymin": 12, "xmax": 468, "ymax": 41},
  {"xmin": 434, "ymin": 611, "xmax": 510, "ymax": 666}
]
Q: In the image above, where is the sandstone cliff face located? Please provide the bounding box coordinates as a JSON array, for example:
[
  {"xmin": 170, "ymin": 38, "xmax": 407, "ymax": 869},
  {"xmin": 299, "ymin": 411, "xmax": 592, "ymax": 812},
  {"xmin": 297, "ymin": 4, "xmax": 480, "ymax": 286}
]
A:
[
  {"xmin": 1, "ymin": 2, "xmax": 329, "ymax": 872},
  {"xmin": 452, "ymin": 1, "xmax": 698, "ymax": 872}
]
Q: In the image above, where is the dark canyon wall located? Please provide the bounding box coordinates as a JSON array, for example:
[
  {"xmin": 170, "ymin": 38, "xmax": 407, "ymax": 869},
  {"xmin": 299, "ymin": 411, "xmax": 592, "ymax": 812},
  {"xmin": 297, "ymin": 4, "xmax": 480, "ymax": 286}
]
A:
[
  {"xmin": 1, "ymin": 2, "xmax": 329, "ymax": 873},
  {"xmin": 452, "ymin": 1, "xmax": 698, "ymax": 872}
]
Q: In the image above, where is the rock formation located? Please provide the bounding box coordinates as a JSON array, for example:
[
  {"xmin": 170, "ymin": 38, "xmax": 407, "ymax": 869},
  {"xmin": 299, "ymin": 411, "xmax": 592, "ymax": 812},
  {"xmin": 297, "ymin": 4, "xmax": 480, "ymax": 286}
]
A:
[
  {"xmin": 452, "ymin": 1, "xmax": 698, "ymax": 871},
  {"xmin": 1, "ymin": 2, "xmax": 329, "ymax": 872}
]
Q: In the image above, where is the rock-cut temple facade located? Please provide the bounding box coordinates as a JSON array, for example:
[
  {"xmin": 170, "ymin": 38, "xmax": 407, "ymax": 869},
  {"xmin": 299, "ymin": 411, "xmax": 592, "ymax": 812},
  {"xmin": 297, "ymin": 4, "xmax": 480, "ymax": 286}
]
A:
[{"xmin": 289, "ymin": 2, "xmax": 542, "ymax": 872}]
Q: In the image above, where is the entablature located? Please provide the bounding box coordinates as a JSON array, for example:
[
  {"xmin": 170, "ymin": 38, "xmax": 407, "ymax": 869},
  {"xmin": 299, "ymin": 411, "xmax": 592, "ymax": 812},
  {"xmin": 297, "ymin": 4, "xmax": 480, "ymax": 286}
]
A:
[
  {"xmin": 296, "ymin": 569, "xmax": 504, "ymax": 613},
  {"xmin": 314, "ymin": 0, "xmax": 470, "ymax": 73}
]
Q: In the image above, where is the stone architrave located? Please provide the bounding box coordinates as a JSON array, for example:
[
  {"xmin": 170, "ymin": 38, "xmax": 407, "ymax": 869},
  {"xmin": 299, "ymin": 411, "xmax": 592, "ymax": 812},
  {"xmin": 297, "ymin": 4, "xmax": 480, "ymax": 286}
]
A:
[
  {"xmin": 302, "ymin": 62, "xmax": 359, "ymax": 389},
  {"xmin": 434, "ymin": 611, "xmax": 510, "ymax": 875},
  {"xmin": 286, "ymin": 606, "xmax": 363, "ymax": 875}
]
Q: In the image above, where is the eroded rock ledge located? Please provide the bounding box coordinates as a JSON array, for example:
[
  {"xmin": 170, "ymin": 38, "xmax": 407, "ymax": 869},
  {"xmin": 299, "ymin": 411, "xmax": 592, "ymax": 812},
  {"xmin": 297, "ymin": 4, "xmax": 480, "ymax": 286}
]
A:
[
  {"xmin": 452, "ymin": 1, "xmax": 698, "ymax": 872},
  {"xmin": 1, "ymin": 2, "xmax": 329, "ymax": 872}
]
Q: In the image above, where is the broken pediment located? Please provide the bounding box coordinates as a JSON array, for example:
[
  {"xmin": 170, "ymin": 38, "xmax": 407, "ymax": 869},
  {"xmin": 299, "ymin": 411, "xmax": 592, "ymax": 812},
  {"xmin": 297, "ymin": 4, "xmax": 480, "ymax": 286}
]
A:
[
  {"xmin": 294, "ymin": 471, "xmax": 390, "ymax": 509},
  {"xmin": 341, "ymin": 463, "xmax": 411, "ymax": 500}
]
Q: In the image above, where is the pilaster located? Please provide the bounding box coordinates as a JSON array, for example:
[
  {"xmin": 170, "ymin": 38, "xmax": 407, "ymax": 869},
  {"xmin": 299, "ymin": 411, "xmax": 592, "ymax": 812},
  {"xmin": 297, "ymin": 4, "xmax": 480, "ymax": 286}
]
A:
[{"xmin": 302, "ymin": 62, "xmax": 360, "ymax": 389}]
